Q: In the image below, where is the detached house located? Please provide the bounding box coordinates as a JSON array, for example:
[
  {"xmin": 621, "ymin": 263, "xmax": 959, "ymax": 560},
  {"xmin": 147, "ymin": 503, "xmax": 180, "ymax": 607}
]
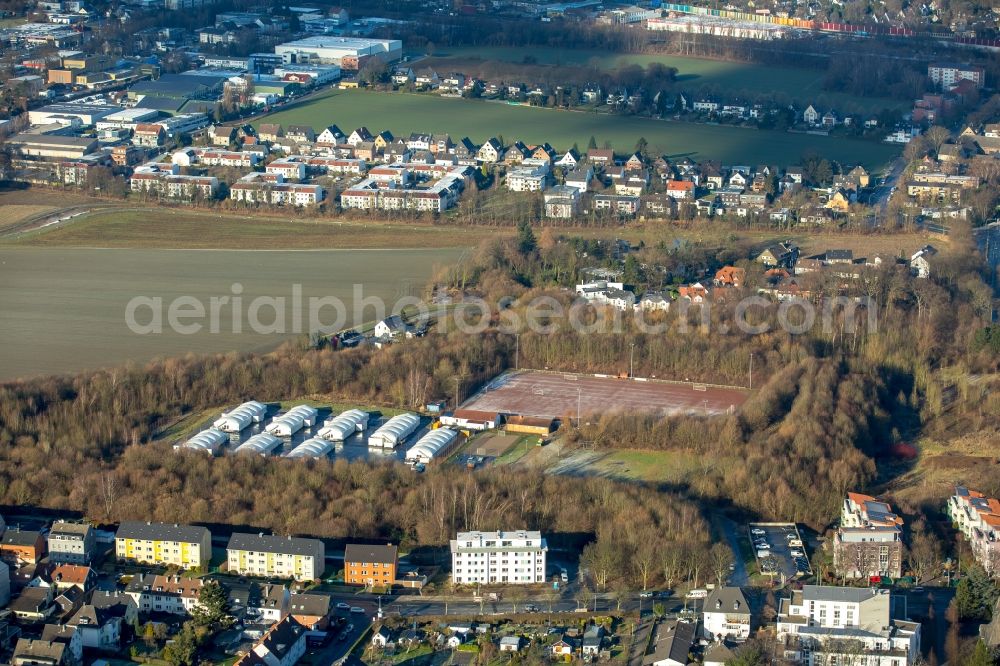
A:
[
  {"xmin": 702, "ymin": 587, "xmax": 751, "ymax": 641},
  {"xmin": 234, "ymin": 617, "xmax": 306, "ymax": 666},
  {"xmin": 477, "ymin": 138, "xmax": 503, "ymax": 164}
]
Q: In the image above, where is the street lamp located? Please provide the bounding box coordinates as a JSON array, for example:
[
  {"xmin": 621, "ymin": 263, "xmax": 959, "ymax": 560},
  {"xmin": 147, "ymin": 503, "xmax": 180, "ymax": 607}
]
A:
[
  {"xmin": 629, "ymin": 343, "xmax": 635, "ymax": 378},
  {"xmin": 749, "ymin": 352, "xmax": 754, "ymax": 390}
]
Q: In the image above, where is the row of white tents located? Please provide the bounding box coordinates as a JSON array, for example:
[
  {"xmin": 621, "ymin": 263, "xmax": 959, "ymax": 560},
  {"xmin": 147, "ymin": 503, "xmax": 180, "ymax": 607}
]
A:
[
  {"xmin": 368, "ymin": 413, "xmax": 421, "ymax": 449},
  {"xmin": 213, "ymin": 401, "xmax": 267, "ymax": 433},
  {"xmin": 265, "ymin": 405, "xmax": 319, "ymax": 437},
  {"xmin": 404, "ymin": 427, "xmax": 460, "ymax": 465},
  {"xmin": 185, "ymin": 403, "xmax": 462, "ymax": 462}
]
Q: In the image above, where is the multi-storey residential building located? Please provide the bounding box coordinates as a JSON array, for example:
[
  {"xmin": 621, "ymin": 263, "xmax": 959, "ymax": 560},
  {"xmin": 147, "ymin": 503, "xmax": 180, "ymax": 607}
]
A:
[
  {"xmin": 229, "ymin": 173, "xmax": 325, "ymax": 207},
  {"xmin": 948, "ymin": 486, "xmax": 1000, "ymax": 573},
  {"xmin": 777, "ymin": 586, "xmax": 920, "ymax": 666},
  {"xmin": 129, "ymin": 171, "xmax": 219, "ymax": 201},
  {"xmin": 125, "ymin": 574, "xmax": 205, "ymax": 615},
  {"xmin": 834, "ymin": 492, "xmax": 904, "ymax": 580},
  {"xmin": 703, "ymin": 587, "xmax": 752, "ymax": 641},
  {"xmin": 544, "ymin": 185, "xmax": 581, "ymax": 219},
  {"xmin": 226, "ymin": 533, "xmax": 325, "ymax": 582},
  {"xmin": 195, "ymin": 149, "xmax": 258, "ymax": 168},
  {"xmin": 265, "ymin": 156, "xmax": 307, "ymax": 180},
  {"xmin": 1, "ymin": 529, "xmax": 45, "ymax": 565},
  {"xmin": 343, "ymin": 544, "xmax": 398, "ymax": 587},
  {"xmin": 48, "ymin": 521, "xmax": 96, "ymax": 564},
  {"xmin": 115, "ymin": 521, "xmax": 212, "ymax": 569},
  {"xmin": 928, "ymin": 62, "xmax": 985, "ymax": 89},
  {"xmin": 505, "ymin": 162, "xmax": 548, "ymax": 192},
  {"xmin": 450, "ymin": 530, "xmax": 547, "ymax": 585},
  {"xmin": 340, "ymin": 169, "xmax": 467, "ymax": 212}
]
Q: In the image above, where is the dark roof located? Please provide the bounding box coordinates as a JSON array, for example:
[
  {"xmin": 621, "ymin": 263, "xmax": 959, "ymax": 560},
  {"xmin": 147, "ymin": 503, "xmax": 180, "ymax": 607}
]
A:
[
  {"xmin": 41, "ymin": 624, "xmax": 76, "ymax": 644},
  {"xmin": 344, "ymin": 543, "xmax": 397, "ymax": 565},
  {"xmin": 645, "ymin": 621, "xmax": 695, "ymax": 665},
  {"xmin": 3, "ymin": 529, "xmax": 42, "ymax": 547},
  {"xmin": 130, "ymin": 73, "xmax": 225, "ymax": 97},
  {"xmin": 116, "ymin": 521, "xmax": 209, "ymax": 543},
  {"xmin": 704, "ymin": 587, "xmax": 750, "ymax": 615},
  {"xmin": 288, "ymin": 592, "xmax": 331, "ymax": 617},
  {"xmin": 133, "ymin": 96, "xmax": 187, "ymax": 112},
  {"xmin": 14, "ymin": 639, "xmax": 65, "ymax": 663},
  {"xmin": 10, "ymin": 587, "xmax": 51, "ymax": 614},
  {"xmin": 227, "ymin": 533, "xmax": 323, "ymax": 557},
  {"xmin": 235, "ymin": 617, "xmax": 304, "ymax": 666}
]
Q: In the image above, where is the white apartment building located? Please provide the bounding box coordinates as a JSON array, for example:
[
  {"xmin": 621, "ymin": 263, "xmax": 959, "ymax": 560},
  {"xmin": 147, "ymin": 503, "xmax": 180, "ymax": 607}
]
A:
[
  {"xmin": 506, "ymin": 161, "xmax": 549, "ymax": 192},
  {"xmin": 777, "ymin": 586, "xmax": 920, "ymax": 666},
  {"xmin": 226, "ymin": 533, "xmax": 326, "ymax": 582},
  {"xmin": 129, "ymin": 171, "xmax": 219, "ymax": 200},
  {"xmin": 304, "ymin": 156, "xmax": 366, "ymax": 175},
  {"xmin": 48, "ymin": 521, "xmax": 96, "ymax": 564},
  {"xmin": 834, "ymin": 493, "xmax": 904, "ymax": 579},
  {"xmin": 450, "ymin": 530, "xmax": 547, "ymax": 585},
  {"xmin": 195, "ymin": 149, "xmax": 258, "ymax": 168},
  {"xmin": 948, "ymin": 486, "xmax": 1000, "ymax": 574},
  {"xmin": 265, "ymin": 156, "xmax": 307, "ymax": 180},
  {"xmin": 229, "ymin": 173, "xmax": 323, "ymax": 207},
  {"xmin": 340, "ymin": 170, "xmax": 466, "ymax": 213},
  {"xmin": 928, "ymin": 62, "xmax": 985, "ymax": 89}
]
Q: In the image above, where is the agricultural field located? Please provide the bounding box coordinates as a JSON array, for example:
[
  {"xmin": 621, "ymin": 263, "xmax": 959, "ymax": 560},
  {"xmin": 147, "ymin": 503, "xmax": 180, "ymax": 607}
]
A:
[
  {"xmin": 3, "ymin": 206, "xmax": 498, "ymax": 249},
  {"xmin": 419, "ymin": 46, "xmax": 905, "ymax": 114},
  {"xmin": 0, "ymin": 246, "xmax": 459, "ymax": 380},
  {"xmin": 255, "ymin": 89, "xmax": 901, "ymax": 168}
]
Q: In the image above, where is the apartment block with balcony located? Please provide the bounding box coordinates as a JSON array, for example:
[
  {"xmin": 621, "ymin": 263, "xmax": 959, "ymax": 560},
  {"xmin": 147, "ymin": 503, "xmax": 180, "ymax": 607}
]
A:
[
  {"xmin": 450, "ymin": 530, "xmax": 547, "ymax": 585},
  {"xmin": 226, "ymin": 533, "xmax": 325, "ymax": 582},
  {"xmin": 777, "ymin": 586, "xmax": 920, "ymax": 666},
  {"xmin": 833, "ymin": 493, "xmax": 904, "ymax": 580},
  {"xmin": 948, "ymin": 486, "xmax": 1000, "ymax": 574},
  {"xmin": 114, "ymin": 521, "xmax": 212, "ymax": 569}
]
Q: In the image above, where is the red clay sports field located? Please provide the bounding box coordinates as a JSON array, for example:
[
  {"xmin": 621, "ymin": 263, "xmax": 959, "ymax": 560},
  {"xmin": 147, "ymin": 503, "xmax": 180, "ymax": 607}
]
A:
[{"xmin": 461, "ymin": 370, "xmax": 749, "ymax": 420}]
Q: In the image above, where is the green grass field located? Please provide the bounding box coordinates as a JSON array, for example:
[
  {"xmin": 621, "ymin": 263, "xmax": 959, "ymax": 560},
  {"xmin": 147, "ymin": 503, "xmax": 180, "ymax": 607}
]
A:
[
  {"xmin": 0, "ymin": 246, "xmax": 460, "ymax": 381},
  {"xmin": 420, "ymin": 46, "xmax": 905, "ymax": 114},
  {"xmin": 257, "ymin": 89, "xmax": 900, "ymax": 168}
]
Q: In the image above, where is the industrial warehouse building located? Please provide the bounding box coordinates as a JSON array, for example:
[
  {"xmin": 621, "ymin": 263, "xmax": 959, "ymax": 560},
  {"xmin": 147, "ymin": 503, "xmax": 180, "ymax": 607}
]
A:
[
  {"xmin": 28, "ymin": 102, "xmax": 119, "ymax": 126},
  {"xmin": 273, "ymin": 36, "xmax": 402, "ymax": 68},
  {"xmin": 226, "ymin": 533, "xmax": 325, "ymax": 581},
  {"xmin": 451, "ymin": 530, "xmax": 548, "ymax": 585},
  {"xmin": 8, "ymin": 133, "xmax": 97, "ymax": 159}
]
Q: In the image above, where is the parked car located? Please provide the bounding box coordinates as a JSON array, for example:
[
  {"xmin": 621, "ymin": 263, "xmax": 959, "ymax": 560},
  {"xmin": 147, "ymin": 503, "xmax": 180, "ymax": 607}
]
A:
[
  {"xmin": 639, "ymin": 591, "xmax": 654, "ymax": 598},
  {"xmin": 751, "ymin": 528, "xmax": 765, "ymax": 535},
  {"xmin": 350, "ymin": 607, "xmax": 365, "ymax": 614},
  {"xmin": 686, "ymin": 589, "xmax": 708, "ymax": 599},
  {"xmin": 336, "ymin": 602, "xmax": 351, "ymax": 610}
]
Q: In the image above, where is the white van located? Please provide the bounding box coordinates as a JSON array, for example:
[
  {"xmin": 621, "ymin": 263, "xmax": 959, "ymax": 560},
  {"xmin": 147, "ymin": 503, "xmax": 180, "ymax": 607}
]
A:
[{"xmin": 686, "ymin": 589, "xmax": 708, "ymax": 599}]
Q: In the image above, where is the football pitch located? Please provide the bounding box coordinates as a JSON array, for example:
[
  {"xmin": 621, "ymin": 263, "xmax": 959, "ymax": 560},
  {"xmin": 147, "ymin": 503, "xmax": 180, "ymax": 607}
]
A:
[{"xmin": 462, "ymin": 370, "xmax": 749, "ymax": 419}]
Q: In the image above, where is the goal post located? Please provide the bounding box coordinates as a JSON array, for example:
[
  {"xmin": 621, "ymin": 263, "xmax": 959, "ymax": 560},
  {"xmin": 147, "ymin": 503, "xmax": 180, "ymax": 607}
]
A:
[{"xmin": 693, "ymin": 383, "xmax": 708, "ymax": 392}]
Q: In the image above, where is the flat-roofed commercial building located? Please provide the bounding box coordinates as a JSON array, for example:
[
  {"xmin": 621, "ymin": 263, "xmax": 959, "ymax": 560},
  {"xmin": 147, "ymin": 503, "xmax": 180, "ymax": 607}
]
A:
[
  {"xmin": 274, "ymin": 37, "xmax": 402, "ymax": 68},
  {"xmin": 8, "ymin": 133, "xmax": 97, "ymax": 159}
]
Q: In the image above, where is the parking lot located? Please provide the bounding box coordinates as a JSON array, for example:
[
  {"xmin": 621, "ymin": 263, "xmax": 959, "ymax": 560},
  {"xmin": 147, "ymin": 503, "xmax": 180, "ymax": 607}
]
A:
[{"xmin": 748, "ymin": 523, "xmax": 811, "ymax": 580}]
